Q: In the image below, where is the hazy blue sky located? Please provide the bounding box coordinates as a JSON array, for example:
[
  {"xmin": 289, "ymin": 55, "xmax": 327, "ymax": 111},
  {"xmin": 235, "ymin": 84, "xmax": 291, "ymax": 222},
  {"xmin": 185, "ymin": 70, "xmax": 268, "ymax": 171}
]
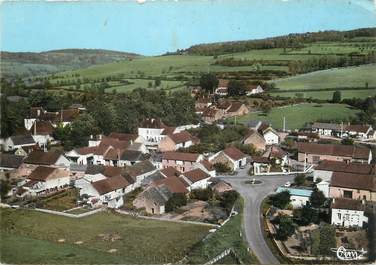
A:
[{"xmin": 1, "ymin": 0, "xmax": 376, "ymax": 55}]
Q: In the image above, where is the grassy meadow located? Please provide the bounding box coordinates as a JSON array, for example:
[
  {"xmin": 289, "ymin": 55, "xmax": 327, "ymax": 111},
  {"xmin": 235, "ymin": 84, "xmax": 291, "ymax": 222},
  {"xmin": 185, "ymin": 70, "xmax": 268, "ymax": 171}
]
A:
[
  {"xmin": 0, "ymin": 209, "xmax": 209, "ymax": 264},
  {"xmin": 228, "ymin": 103, "xmax": 360, "ymax": 130},
  {"xmin": 39, "ymin": 38, "xmax": 376, "ymax": 94},
  {"xmin": 270, "ymin": 64, "xmax": 376, "ymax": 90}
]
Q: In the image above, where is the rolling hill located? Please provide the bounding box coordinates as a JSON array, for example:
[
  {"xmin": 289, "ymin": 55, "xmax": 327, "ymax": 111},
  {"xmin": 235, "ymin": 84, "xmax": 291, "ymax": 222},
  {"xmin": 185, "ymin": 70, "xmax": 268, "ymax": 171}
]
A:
[{"xmin": 0, "ymin": 49, "xmax": 139, "ymax": 78}]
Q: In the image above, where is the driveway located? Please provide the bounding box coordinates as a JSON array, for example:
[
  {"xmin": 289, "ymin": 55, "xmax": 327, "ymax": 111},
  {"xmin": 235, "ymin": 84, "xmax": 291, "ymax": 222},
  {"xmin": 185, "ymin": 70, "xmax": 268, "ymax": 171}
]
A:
[{"xmin": 220, "ymin": 167, "xmax": 294, "ymax": 265}]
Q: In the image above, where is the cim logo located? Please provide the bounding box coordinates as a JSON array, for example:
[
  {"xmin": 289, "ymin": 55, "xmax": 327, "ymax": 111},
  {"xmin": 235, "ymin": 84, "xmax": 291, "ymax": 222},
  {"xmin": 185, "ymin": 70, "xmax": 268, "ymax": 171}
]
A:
[{"xmin": 331, "ymin": 246, "xmax": 367, "ymax": 261}]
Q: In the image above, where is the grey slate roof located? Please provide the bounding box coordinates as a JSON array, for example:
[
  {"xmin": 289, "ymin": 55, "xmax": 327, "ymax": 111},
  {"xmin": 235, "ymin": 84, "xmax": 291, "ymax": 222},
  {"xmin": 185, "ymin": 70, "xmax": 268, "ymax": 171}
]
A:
[
  {"xmin": 120, "ymin": 150, "xmax": 144, "ymax": 162},
  {"xmin": 144, "ymin": 186, "xmax": 172, "ymax": 205},
  {"xmin": 10, "ymin": 134, "xmax": 35, "ymax": 146},
  {"xmin": 0, "ymin": 154, "xmax": 24, "ymax": 169}
]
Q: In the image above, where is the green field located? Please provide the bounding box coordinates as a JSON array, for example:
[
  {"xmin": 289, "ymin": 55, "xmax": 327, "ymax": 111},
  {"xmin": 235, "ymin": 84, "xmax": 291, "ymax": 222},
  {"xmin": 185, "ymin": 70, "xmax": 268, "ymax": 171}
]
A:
[
  {"xmin": 270, "ymin": 88, "xmax": 376, "ymax": 100},
  {"xmin": 0, "ymin": 209, "xmax": 209, "ymax": 264},
  {"xmin": 38, "ymin": 38, "xmax": 376, "ymax": 94},
  {"xmin": 228, "ymin": 103, "xmax": 360, "ymax": 130},
  {"xmin": 270, "ymin": 64, "xmax": 376, "ymax": 90}
]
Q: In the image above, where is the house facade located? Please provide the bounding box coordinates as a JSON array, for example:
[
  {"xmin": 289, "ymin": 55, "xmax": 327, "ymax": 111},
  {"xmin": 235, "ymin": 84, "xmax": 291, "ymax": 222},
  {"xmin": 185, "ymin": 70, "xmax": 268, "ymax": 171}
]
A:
[
  {"xmin": 331, "ymin": 198, "xmax": 368, "ymax": 228},
  {"xmin": 161, "ymin": 152, "xmax": 203, "ymax": 172},
  {"xmin": 297, "ymin": 143, "xmax": 372, "ymax": 164},
  {"xmin": 209, "ymin": 146, "xmax": 247, "ymax": 171},
  {"xmin": 242, "ymin": 130, "xmax": 266, "ymax": 151}
]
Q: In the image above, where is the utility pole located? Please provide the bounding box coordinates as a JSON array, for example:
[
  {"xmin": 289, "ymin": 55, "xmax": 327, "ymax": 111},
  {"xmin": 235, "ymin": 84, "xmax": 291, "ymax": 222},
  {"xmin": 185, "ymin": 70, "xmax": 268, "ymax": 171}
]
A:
[{"xmin": 283, "ymin": 116, "xmax": 286, "ymax": 132}]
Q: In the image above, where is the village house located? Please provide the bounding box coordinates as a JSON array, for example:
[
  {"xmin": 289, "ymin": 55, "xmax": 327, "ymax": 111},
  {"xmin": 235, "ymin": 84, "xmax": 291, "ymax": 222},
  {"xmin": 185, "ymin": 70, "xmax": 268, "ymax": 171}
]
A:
[
  {"xmin": 195, "ymin": 97, "xmax": 212, "ymax": 114},
  {"xmin": 329, "ymin": 171, "xmax": 376, "ymax": 202},
  {"xmin": 108, "ymin": 132, "xmax": 148, "ymax": 153},
  {"xmin": 276, "ymin": 186, "xmax": 313, "ymax": 208},
  {"xmin": 251, "ymin": 156, "xmax": 272, "ymax": 174},
  {"xmin": 217, "ymin": 101, "xmax": 249, "ymax": 119},
  {"xmin": 263, "ymin": 145, "xmax": 289, "ymax": 167},
  {"xmin": 134, "ymin": 185, "xmax": 172, "ymax": 215},
  {"xmin": 122, "ymin": 160, "xmax": 157, "ymax": 189},
  {"xmin": 179, "ymin": 168, "xmax": 212, "ymax": 191},
  {"xmin": 14, "ymin": 144, "xmax": 40, "ymax": 157},
  {"xmin": 245, "ymin": 84, "xmax": 264, "ymax": 96},
  {"xmin": 28, "ymin": 120, "xmax": 55, "ymax": 147},
  {"xmin": 331, "ymin": 198, "xmax": 368, "ymax": 228},
  {"xmin": 79, "ymin": 175, "xmax": 130, "ymax": 208},
  {"xmin": 215, "ymin": 79, "xmax": 229, "ymax": 96},
  {"xmin": 158, "ymin": 131, "xmax": 199, "ymax": 152},
  {"xmin": 311, "ymin": 122, "xmax": 375, "ymax": 139},
  {"xmin": 137, "ymin": 118, "xmax": 177, "ymax": 149},
  {"xmin": 242, "ymin": 130, "xmax": 267, "ymax": 152},
  {"xmin": 162, "ymin": 152, "xmax": 203, "ymax": 172},
  {"xmin": 0, "ymin": 153, "xmax": 24, "ymax": 172},
  {"xmin": 297, "ymin": 142, "xmax": 372, "ymax": 164},
  {"xmin": 66, "ymin": 146, "xmax": 97, "ymax": 165},
  {"xmin": 210, "ymin": 146, "xmax": 247, "ymax": 171},
  {"xmin": 210, "ymin": 179, "xmax": 233, "ymax": 194},
  {"xmin": 197, "ymin": 159, "xmax": 216, "ymax": 177},
  {"xmin": 2, "ymin": 134, "xmax": 36, "ymax": 152},
  {"xmin": 20, "ymin": 166, "xmax": 70, "ymax": 197},
  {"xmin": 262, "ymin": 127, "xmax": 280, "ymax": 145},
  {"xmin": 24, "ymin": 107, "xmax": 80, "ymax": 130},
  {"xmin": 24, "ymin": 150, "xmax": 71, "ymax": 168},
  {"xmin": 202, "ymin": 107, "xmax": 222, "ymax": 124}
]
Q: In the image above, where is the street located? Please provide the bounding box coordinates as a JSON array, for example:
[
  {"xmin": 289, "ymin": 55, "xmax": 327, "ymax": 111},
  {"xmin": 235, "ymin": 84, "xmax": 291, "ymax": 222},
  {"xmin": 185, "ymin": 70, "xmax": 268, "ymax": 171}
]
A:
[{"xmin": 220, "ymin": 167, "xmax": 295, "ymax": 265}]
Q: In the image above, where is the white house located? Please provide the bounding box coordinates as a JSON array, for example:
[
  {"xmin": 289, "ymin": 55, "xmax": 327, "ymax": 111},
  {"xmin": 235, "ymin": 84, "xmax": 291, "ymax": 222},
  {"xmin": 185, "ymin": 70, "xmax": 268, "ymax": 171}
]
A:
[
  {"xmin": 22, "ymin": 166, "xmax": 70, "ymax": 196},
  {"xmin": 331, "ymin": 198, "xmax": 368, "ymax": 228},
  {"xmin": 246, "ymin": 85, "xmax": 264, "ymax": 96},
  {"xmin": 138, "ymin": 118, "xmax": 176, "ymax": 149},
  {"xmin": 209, "ymin": 146, "xmax": 247, "ymax": 171},
  {"xmin": 2, "ymin": 135, "xmax": 36, "ymax": 152},
  {"xmin": 65, "ymin": 146, "xmax": 96, "ymax": 165},
  {"xmin": 262, "ymin": 127, "xmax": 279, "ymax": 145},
  {"xmin": 78, "ymin": 175, "xmax": 130, "ymax": 208},
  {"xmin": 275, "ymin": 186, "xmax": 313, "ymax": 208},
  {"xmin": 179, "ymin": 168, "xmax": 211, "ymax": 191}
]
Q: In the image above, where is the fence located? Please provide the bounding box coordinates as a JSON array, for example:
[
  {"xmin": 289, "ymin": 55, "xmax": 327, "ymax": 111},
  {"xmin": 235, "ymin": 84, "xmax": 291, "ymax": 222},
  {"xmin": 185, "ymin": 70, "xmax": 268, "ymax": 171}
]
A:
[{"xmin": 34, "ymin": 207, "xmax": 104, "ymax": 218}]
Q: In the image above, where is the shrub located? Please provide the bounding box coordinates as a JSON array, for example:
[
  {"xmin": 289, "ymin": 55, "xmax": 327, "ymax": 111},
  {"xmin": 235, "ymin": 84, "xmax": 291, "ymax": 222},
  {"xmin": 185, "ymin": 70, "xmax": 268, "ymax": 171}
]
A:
[
  {"xmin": 275, "ymin": 216, "xmax": 295, "ymax": 241},
  {"xmin": 310, "ymin": 188, "xmax": 326, "ymax": 208},
  {"xmin": 269, "ymin": 191, "xmax": 291, "ymax": 209},
  {"xmin": 165, "ymin": 193, "xmax": 187, "ymax": 212},
  {"xmin": 214, "ymin": 163, "xmax": 232, "ymax": 173},
  {"xmin": 294, "ymin": 174, "xmax": 306, "ymax": 186},
  {"xmin": 218, "ymin": 190, "xmax": 239, "ymax": 214},
  {"xmin": 190, "ymin": 188, "xmax": 213, "ymax": 201}
]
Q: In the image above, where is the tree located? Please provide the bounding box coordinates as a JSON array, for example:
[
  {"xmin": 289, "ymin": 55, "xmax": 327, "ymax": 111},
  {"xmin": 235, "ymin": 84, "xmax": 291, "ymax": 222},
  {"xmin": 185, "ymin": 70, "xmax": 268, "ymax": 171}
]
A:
[
  {"xmin": 227, "ymin": 80, "xmax": 246, "ymax": 96},
  {"xmin": 0, "ymin": 177, "xmax": 11, "ymax": 200},
  {"xmin": 199, "ymin": 73, "xmax": 218, "ymax": 93},
  {"xmin": 310, "ymin": 188, "xmax": 326, "ymax": 208},
  {"xmin": 332, "ymin": 90, "xmax": 341, "ymax": 103},
  {"xmin": 294, "ymin": 205, "xmax": 319, "ymax": 225},
  {"xmin": 270, "ymin": 191, "xmax": 291, "ymax": 209},
  {"xmin": 275, "ymin": 216, "xmax": 295, "ymax": 241},
  {"xmin": 213, "ymin": 163, "xmax": 232, "ymax": 173},
  {"xmin": 294, "ymin": 174, "xmax": 306, "ymax": 186},
  {"xmin": 154, "ymin": 78, "xmax": 161, "ymax": 87},
  {"xmin": 260, "ymin": 101, "xmax": 272, "ymax": 114},
  {"xmin": 219, "ymin": 190, "xmax": 239, "ymax": 213},
  {"xmin": 165, "ymin": 193, "xmax": 187, "ymax": 212},
  {"xmin": 341, "ymin": 138, "xmax": 354, "ymax": 145},
  {"xmin": 190, "ymin": 188, "xmax": 213, "ymax": 201}
]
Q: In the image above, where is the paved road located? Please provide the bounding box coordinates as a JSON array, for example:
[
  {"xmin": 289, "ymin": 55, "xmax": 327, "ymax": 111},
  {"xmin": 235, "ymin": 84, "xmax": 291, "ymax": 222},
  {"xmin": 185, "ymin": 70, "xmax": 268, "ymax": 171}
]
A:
[{"xmin": 221, "ymin": 167, "xmax": 295, "ymax": 265}]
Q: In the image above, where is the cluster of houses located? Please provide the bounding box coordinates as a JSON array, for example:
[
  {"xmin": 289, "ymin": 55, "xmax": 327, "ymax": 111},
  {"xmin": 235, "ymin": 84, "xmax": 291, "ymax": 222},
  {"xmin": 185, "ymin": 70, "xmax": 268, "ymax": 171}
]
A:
[
  {"xmin": 310, "ymin": 122, "xmax": 375, "ymax": 140},
  {"xmin": 213, "ymin": 79, "xmax": 264, "ymax": 97},
  {"xmin": 1, "ymin": 102, "xmax": 375, "ymax": 229},
  {"xmin": 274, "ymin": 141, "xmax": 374, "ymax": 229}
]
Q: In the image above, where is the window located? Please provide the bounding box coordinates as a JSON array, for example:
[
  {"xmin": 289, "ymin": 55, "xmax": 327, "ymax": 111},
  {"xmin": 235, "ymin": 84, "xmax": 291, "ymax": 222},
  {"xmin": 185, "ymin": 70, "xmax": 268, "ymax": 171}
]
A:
[
  {"xmin": 343, "ymin": 190, "xmax": 353, "ymax": 199},
  {"xmin": 312, "ymin": 156, "xmax": 320, "ymax": 163},
  {"xmin": 337, "ymin": 213, "xmax": 342, "ymax": 219}
]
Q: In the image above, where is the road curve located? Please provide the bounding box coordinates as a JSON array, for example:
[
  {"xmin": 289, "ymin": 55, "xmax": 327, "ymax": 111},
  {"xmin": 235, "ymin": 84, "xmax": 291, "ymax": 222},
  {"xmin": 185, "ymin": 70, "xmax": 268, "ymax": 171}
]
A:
[{"xmin": 221, "ymin": 171, "xmax": 294, "ymax": 265}]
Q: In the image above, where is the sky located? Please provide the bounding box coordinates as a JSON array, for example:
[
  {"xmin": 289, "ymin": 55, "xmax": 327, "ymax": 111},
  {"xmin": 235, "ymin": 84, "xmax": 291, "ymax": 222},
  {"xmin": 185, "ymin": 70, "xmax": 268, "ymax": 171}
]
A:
[{"xmin": 1, "ymin": 0, "xmax": 376, "ymax": 55}]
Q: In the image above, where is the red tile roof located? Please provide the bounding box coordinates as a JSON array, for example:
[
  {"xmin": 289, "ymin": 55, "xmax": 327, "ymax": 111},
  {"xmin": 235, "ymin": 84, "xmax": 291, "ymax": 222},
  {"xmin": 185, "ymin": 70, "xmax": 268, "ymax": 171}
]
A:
[
  {"xmin": 30, "ymin": 121, "xmax": 54, "ymax": 135},
  {"xmin": 223, "ymin": 146, "xmax": 246, "ymax": 161},
  {"xmin": 227, "ymin": 101, "xmax": 246, "ymax": 113},
  {"xmin": 345, "ymin": 124, "xmax": 371, "ymax": 133},
  {"xmin": 316, "ymin": 160, "xmax": 375, "ymax": 175},
  {"xmin": 154, "ymin": 177, "xmax": 188, "ymax": 194},
  {"xmin": 24, "ymin": 150, "xmax": 63, "ymax": 165},
  {"xmin": 92, "ymin": 175, "xmax": 130, "ymax": 195},
  {"xmin": 28, "ymin": 166, "xmax": 58, "ymax": 181},
  {"xmin": 160, "ymin": 167, "xmax": 181, "ymax": 178},
  {"xmin": 331, "ymin": 172, "xmax": 376, "ymax": 192},
  {"xmin": 162, "ymin": 152, "xmax": 201, "ymax": 162},
  {"xmin": 331, "ymin": 198, "xmax": 365, "ymax": 211},
  {"xmin": 297, "ymin": 143, "xmax": 370, "ymax": 160},
  {"xmin": 108, "ymin": 132, "xmax": 138, "ymax": 142},
  {"xmin": 182, "ymin": 168, "xmax": 210, "ymax": 183},
  {"xmin": 200, "ymin": 159, "xmax": 214, "ymax": 171},
  {"xmin": 169, "ymin": 131, "xmax": 195, "ymax": 144}
]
